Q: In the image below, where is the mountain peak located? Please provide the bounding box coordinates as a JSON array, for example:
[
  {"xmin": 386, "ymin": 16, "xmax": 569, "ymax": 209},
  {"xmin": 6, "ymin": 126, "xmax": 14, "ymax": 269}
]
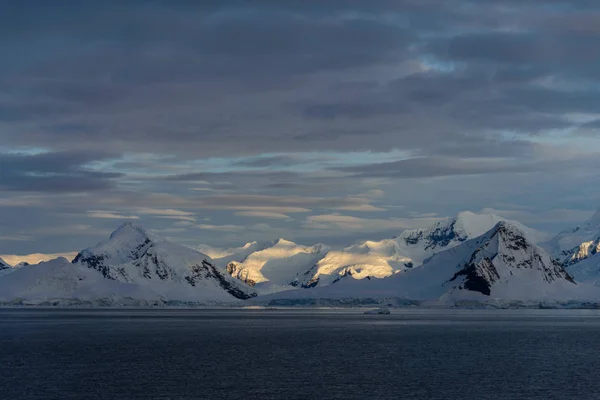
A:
[
  {"xmin": 110, "ymin": 222, "xmax": 150, "ymax": 239},
  {"xmin": 273, "ymin": 238, "xmax": 297, "ymax": 246},
  {"xmin": 492, "ymin": 220, "xmax": 524, "ymax": 236},
  {"xmin": 579, "ymin": 208, "xmax": 600, "ymax": 232},
  {"xmin": 443, "ymin": 221, "xmax": 575, "ymax": 297},
  {"xmin": 73, "ymin": 223, "xmax": 256, "ymax": 300}
]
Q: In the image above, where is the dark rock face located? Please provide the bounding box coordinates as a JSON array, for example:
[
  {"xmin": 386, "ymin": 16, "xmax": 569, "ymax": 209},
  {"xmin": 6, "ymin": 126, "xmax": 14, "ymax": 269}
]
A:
[
  {"xmin": 302, "ymin": 277, "xmax": 320, "ymax": 288},
  {"xmin": 424, "ymin": 220, "xmax": 468, "ymax": 250},
  {"xmin": 403, "ymin": 231, "xmax": 423, "ymax": 245},
  {"xmin": 186, "ymin": 260, "xmax": 256, "ymax": 300},
  {"xmin": 449, "ymin": 258, "xmax": 498, "ymax": 296},
  {"xmin": 73, "ymin": 238, "xmax": 152, "ymax": 281},
  {"xmin": 331, "ymin": 268, "xmax": 353, "ymax": 284},
  {"xmin": 447, "ymin": 223, "xmax": 575, "ymax": 296},
  {"xmin": 225, "ymin": 262, "xmax": 256, "ymax": 287},
  {"xmin": 72, "ymin": 253, "xmax": 116, "ymax": 279},
  {"xmin": 561, "ymin": 237, "xmax": 600, "ymax": 268},
  {"xmin": 403, "ymin": 220, "xmax": 467, "ymax": 250}
]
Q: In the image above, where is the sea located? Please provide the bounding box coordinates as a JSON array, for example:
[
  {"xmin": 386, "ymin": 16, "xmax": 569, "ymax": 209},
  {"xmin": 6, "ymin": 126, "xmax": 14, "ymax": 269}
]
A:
[{"xmin": 1, "ymin": 308, "xmax": 600, "ymax": 400}]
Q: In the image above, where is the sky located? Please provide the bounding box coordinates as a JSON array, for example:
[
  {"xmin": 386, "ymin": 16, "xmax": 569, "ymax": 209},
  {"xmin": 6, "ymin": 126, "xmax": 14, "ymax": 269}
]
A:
[{"xmin": 2, "ymin": 0, "xmax": 600, "ymax": 255}]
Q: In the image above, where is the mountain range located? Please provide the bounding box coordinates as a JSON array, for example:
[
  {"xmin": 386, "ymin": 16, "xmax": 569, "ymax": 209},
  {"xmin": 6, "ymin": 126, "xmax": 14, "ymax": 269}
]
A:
[{"xmin": 2, "ymin": 210, "xmax": 600, "ymax": 307}]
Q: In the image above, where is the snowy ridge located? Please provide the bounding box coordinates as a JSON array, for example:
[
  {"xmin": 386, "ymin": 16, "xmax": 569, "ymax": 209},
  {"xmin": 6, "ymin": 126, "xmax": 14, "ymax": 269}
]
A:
[
  {"xmin": 287, "ymin": 211, "xmax": 549, "ymax": 289},
  {"xmin": 0, "ymin": 257, "xmax": 13, "ymax": 277},
  {"xmin": 216, "ymin": 239, "xmax": 329, "ymax": 293},
  {"xmin": 439, "ymin": 222, "xmax": 575, "ymax": 299},
  {"xmin": 0, "ymin": 252, "xmax": 78, "ymax": 266},
  {"xmin": 3, "ymin": 212, "xmax": 600, "ymax": 307},
  {"xmin": 72, "ymin": 222, "xmax": 256, "ymax": 301},
  {"xmin": 197, "ymin": 241, "xmax": 271, "ymax": 263},
  {"xmin": 251, "ymin": 222, "xmax": 588, "ymax": 306},
  {"xmin": 0, "ymin": 257, "xmax": 160, "ymax": 305},
  {"xmin": 544, "ymin": 209, "xmax": 600, "ymax": 268},
  {"xmin": 297, "ymin": 244, "xmax": 409, "ymax": 289},
  {"xmin": 394, "ymin": 211, "xmax": 549, "ymax": 265}
]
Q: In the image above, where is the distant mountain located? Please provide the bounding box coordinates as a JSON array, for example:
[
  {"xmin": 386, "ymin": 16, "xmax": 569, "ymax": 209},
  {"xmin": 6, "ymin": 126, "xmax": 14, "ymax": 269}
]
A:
[
  {"xmin": 0, "ymin": 257, "xmax": 160, "ymax": 305},
  {"xmin": 209, "ymin": 239, "xmax": 329, "ymax": 293},
  {"xmin": 420, "ymin": 221, "xmax": 575, "ymax": 300},
  {"xmin": 564, "ymin": 252, "xmax": 600, "ymax": 286},
  {"xmin": 545, "ymin": 209, "xmax": 600, "ymax": 268},
  {"xmin": 73, "ymin": 223, "xmax": 256, "ymax": 301},
  {"xmin": 290, "ymin": 211, "xmax": 550, "ymax": 289},
  {"xmin": 2, "ymin": 211, "xmax": 596, "ymax": 307},
  {"xmin": 197, "ymin": 241, "xmax": 271, "ymax": 263},
  {"xmin": 14, "ymin": 261, "xmax": 30, "ymax": 268},
  {"xmin": 0, "ymin": 252, "xmax": 78, "ymax": 267},
  {"xmin": 254, "ymin": 222, "xmax": 582, "ymax": 306},
  {"xmin": 394, "ymin": 211, "xmax": 550, "ymax": 263},
  {"xmin": 0, "ymin": 257, "xmax": 12, "ymax": 276},
  {"xmin": 541, "ymin": 208, "xmax": 600, "ymax": 284}
]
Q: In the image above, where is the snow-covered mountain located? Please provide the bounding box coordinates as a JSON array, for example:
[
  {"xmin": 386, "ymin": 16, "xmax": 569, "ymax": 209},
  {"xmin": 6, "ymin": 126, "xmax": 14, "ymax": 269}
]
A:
[
  {"xmin": 420, "ymin": 221, "xmax": 576, "ymax": 301},
  {"xmin": 0, "ymin": 257, "xmax": 160, "ymax": 305},
  {"xmin": 2, "ymin": 211, "xmax": 598, "ymax": 307},
  {"xmin": 254, "ymin": 222, "xmax": 584, "ymax": 306},
  {"xmin": 289, "ymin": 211, "xmax": 549, "ymax": 289},
  {"xmin": 541, "ymin": 209, "xmax": 600, "ymax": 285},
  {"xmin": 73, "ymin": 223, "xmax": 256, "ymax": 301},
  {"xmin": 14, "ymin": 261, "xmax": 30, "ymax": 268},
  {"xmin": 393, "ymin": 211, "xmax": 549, "ymax": 264},
  {"xmin": 210, "ymin": 239, "xmax": 329, "ymax": 293},
  {"xmin": 197, "ymin": 241, "xmax": 271, "ymax": 263},
  {"xmin": 297, "ymin": 245, "xmax": 408, "ymax": 289},
  {"xmin": 545, "ymin": 209, "xmax": 600, "ymax": 266},
  {"xmin": 0, "ymin": 257, "xmax": 13, "ymax": 277},
  {"xmin": 564, "ymin": 253, "xmax": 600, "ymax": 286}
]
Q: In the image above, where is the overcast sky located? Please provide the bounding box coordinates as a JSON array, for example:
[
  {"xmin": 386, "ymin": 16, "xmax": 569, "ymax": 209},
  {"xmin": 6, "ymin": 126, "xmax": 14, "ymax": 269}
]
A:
[{"xmin": 2, "ymin": 0, "xmax": 600, "ymax": 254}]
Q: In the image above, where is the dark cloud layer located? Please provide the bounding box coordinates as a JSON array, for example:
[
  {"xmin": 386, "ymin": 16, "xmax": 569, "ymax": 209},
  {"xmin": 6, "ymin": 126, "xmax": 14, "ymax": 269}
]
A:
[
  {"xmin": 0, "ymin": 151, "xmax": 122, "ymax": 192},
  {"xmin": 1, "ymin": 0, "xmax": 597, "ymax": 156},
  {"xmin": 2, "ymin": 0, "xmax": 600, "ymax": 253}
]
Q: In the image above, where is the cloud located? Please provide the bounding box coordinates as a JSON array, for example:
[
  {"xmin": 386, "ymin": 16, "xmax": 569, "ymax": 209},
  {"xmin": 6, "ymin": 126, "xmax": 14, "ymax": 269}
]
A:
[
  {"xmin": 88, "ymin": 211, "xmax": 140, "ymax": 220},
  {"xmin": 196, "ymin": 224, "xmax": 245, "ymax": 232},
  {"xmin": 28, "ymin": 224, "xmax": 109, "ymax": 237},
  {"xmin": 336, "ymin": 156, "xmax": 540, "ymax": 179},
  {"xmin": 0, "ymin": 235, "xmax": 32, "ymax": 242},
  {"xmin": 303, "ymin": 213, "xmax": 443, "ymax": 234},
  {"xmin": 3, "ymin": 1, "xmax": 600, "ymax": 253},
  {"xmin": 234, "ymin": 211, "xmax": 292, "ymax": 219},
  {"xmin": 0, "ymin": 151, "xmax": 122, "ymax": 192}
]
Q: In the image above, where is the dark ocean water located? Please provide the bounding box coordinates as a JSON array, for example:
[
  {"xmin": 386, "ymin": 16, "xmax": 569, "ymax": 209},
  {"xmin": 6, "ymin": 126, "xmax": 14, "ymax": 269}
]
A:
[{"xmin": 1, "ymin": 308, "xmax": 600, "ymax": 400}]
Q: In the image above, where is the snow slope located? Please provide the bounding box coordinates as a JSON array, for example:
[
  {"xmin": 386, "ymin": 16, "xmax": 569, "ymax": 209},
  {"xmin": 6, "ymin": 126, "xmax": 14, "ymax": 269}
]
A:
[
  {"xmin": 73, "ymin": 222, "xmax": 256, "ymax": 302},
  {"xmin": 197, "ymin": 241, "xmax": 271, "ymax": 263},
  {"xmin": 565, "ymin": 253, "xmax": 600, "ymax": 286},
  {"xmin": 0, "ymin": 257, "xmax": 159, "ymax": 305},
  {"xmin": 216, "ymin": 239, "xmax": 328, "ymax": 292},
  {"xmin": 544, "ymin": 209, "xmax": 600, "ymax": 268},
  {"xmin": 254, "ymin": 222, "xmax": 587, "ymax": 305},
  {"xmin": 0, "ymin": 257, "xmax": 13, "ymax": 277}
]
